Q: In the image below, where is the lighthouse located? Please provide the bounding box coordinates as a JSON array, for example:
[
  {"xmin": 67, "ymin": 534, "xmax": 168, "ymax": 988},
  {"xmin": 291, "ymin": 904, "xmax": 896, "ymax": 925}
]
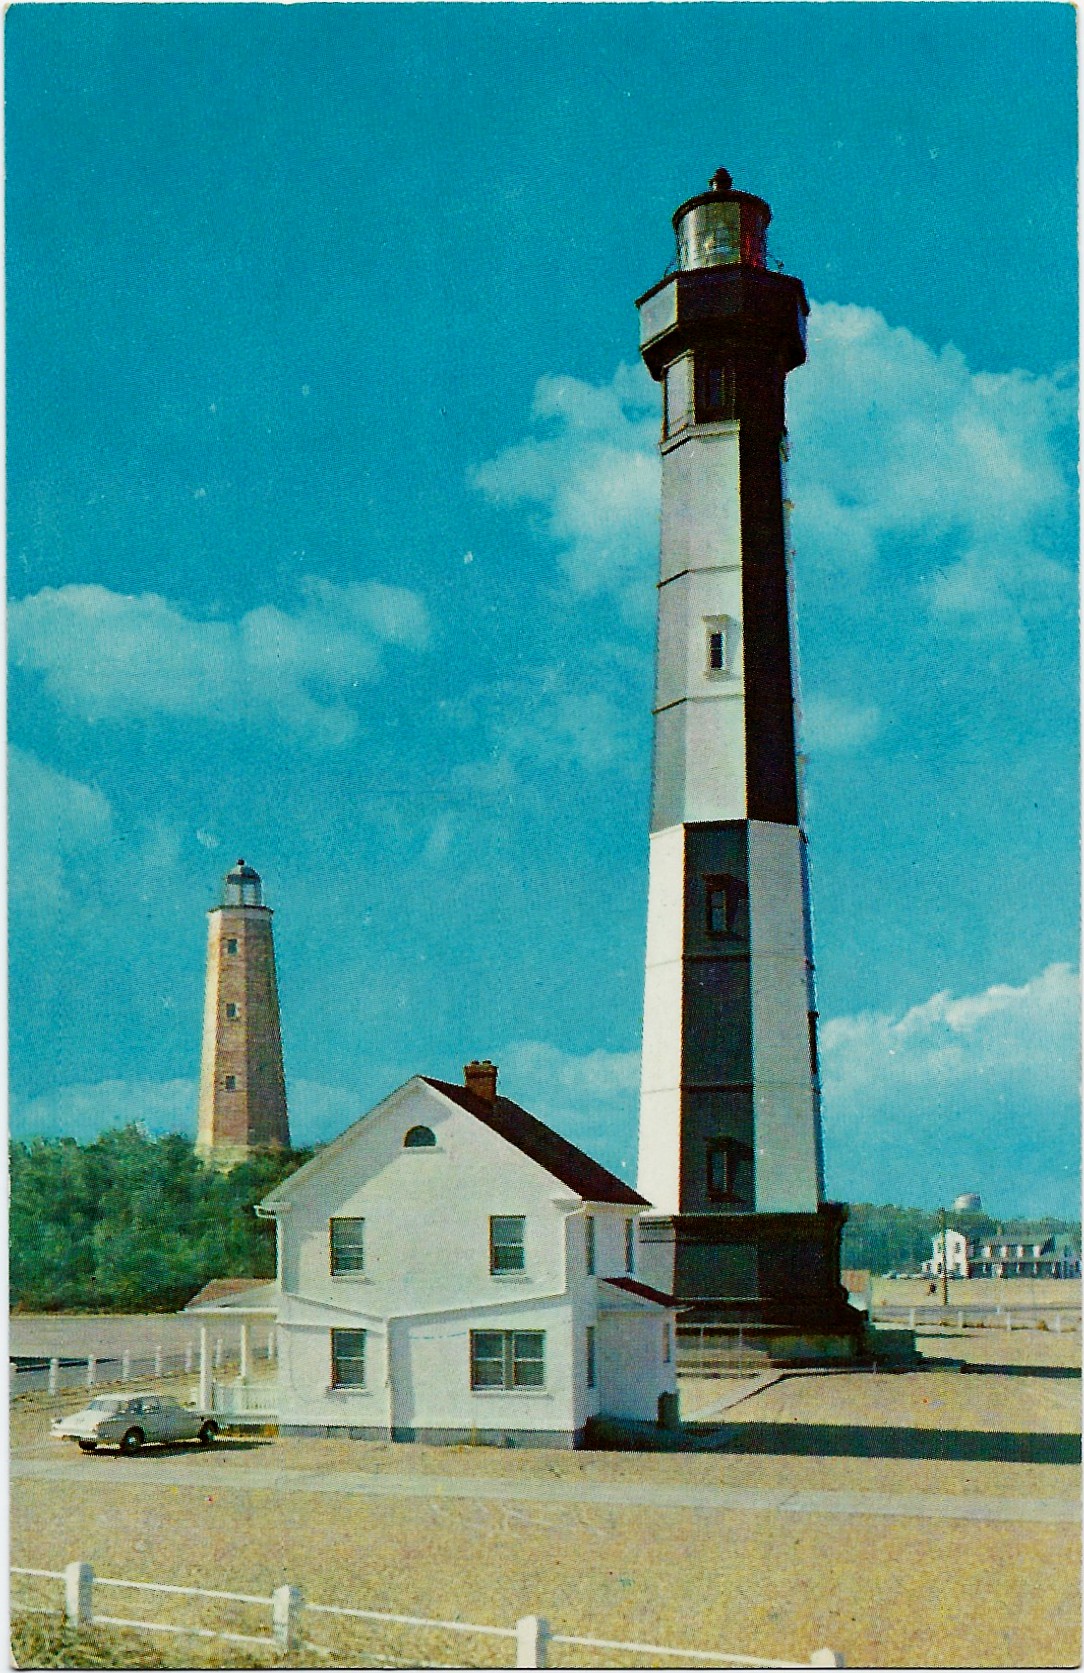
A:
[
  {"xmin": 634, "ymin": 170, "xmax": 861, "ymax": 1355},
  {"xmin": 196, "ymin": 859, "xmax": 290, "ymax": 1166}
]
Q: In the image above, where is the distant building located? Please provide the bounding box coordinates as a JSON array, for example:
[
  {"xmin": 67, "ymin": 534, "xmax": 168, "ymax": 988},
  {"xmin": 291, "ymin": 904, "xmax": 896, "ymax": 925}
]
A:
[
  {"xmin": 923, "ymin": 1228, "xmax": 1080, "ymax": 1280},
  {"xmin": 924, "ymin": 1229, "xmax": 970, "ymax": 1280},
  {"xmin": 196, "ymin": 859, "xmax": 290, "ymax": 1167},
  {"xmin": 254, "ymin": 1061, "xmax": 677, "ymax": 1446}
]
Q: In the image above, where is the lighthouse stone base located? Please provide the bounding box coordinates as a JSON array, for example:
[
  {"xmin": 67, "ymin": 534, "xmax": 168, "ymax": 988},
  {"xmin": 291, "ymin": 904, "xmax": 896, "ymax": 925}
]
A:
[{"xmin": 638, "ymin": 1204, "xmax": 868, "ymax": 1367}]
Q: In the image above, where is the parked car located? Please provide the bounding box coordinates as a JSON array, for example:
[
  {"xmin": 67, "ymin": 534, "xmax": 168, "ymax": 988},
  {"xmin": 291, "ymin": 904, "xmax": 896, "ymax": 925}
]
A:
[{"xmin": 51, "ymin": 1393, "xmax": 218, "ymax": 1454}]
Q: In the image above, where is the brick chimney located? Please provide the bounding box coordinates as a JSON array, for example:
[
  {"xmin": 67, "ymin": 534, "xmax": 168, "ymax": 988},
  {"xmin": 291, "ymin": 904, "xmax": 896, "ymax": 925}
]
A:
[{"xmin": 464, "ymin": 1059, "xmax": 498, "ymax": 1107}]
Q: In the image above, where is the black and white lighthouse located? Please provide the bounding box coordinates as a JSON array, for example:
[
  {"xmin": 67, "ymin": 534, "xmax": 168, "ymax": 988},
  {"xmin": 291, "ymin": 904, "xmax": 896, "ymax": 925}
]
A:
[{"xmin": 634, "ymin": 170, "xmax": 862, "ymax": 1356}]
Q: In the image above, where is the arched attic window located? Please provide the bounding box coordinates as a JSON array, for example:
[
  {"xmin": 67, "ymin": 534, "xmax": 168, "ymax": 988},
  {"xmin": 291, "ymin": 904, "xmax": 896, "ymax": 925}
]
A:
[{"xmin": 404, "ymin": 1125, "xmax": 437, "ymax": 1148}]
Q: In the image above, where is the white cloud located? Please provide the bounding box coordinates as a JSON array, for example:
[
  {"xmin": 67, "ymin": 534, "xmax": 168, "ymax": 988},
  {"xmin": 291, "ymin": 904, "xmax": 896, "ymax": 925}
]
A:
[
  {"xmin": 789, "ymin": 303, "xmax": 1074, "ymax": 623},
  {"xmin": 10, "ymin": 1078, "xmax": 196, "ymax": 1143},
  {"xmin": 9, "ymin": 575, "xmax": 430, "ymax": 746},
  {"xmin": 9, "ymin": 1072, "xmax": 366, "ymax": 1151},
  {"xmin": 474, "ymin": 305, "xmax": 1073, "ymax": 653},
  {"xmin": 821, "ymin": 964, "xmax": 1080, "ymax": 1215},
  {"xmin": 471, "ymin": 364, "xmax": 660, "ymax": 611},
  {"xmin": 9, "ymin": 746, "xmax": 113, "ymax": 909},
  {"xmin": 499, "ymin": 1040, "xmax": 641, "ymax": 1181},
  {"xmin": 801, "ymin": 695, "xmax": 881, "ymax": 754}
]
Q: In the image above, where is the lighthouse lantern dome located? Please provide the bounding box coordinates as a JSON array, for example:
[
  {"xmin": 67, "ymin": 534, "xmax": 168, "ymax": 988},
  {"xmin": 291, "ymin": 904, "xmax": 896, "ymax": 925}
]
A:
[
  {"xmin": 223, "ymin": 858, "xmax": 262, "ymax": 908},
  {"xmin": 672, "ymin": 167, "xmax": 770, "ymax": 273}
]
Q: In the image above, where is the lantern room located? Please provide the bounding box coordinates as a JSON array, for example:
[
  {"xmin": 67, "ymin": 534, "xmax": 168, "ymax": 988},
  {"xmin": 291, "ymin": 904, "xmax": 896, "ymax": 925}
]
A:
[
  {"xmin": 672, "ymin": 168, "xmax": 770, "ymax": 272},
  {"xmin": 223, "ymin": 859, "xmax": 263, "ymax": 908}
]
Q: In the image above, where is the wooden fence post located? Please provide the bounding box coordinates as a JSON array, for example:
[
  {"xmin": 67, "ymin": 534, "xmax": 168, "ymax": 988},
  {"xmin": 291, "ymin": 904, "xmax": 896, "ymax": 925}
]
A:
[
  {"xmin": 516, "ymin": 1615, "xmax": 549, "ymax": 1668},
  {"xmin": 85, "ymin": 1356, "xmax": 97, "ymax": 1390},
  {"xmin": 185, "ymin": 1342, "xmax": 194, "ymax": 1375},
  {"xmin": 1054, "ymin": 1313, "xmax": 1062, "ymax": 1334},
  {"xmin": 810, "ymin": 1652, "xmax": 845, "ymax": 1667},
  {"xmin": 48, "ymin": 1358, "xmax": 59, "ymax": 1396},
  {"xmin": 65, "ymin": 1561, "xmax": 94, "ymax": 1628},
  {"xmin": 122, "ymin": 1350, "xmax": 131, "ymax": 1383},
  {"xmin": 154, "ymin": 1345, "xmax": 164, "ymax": 1379},
  {"xmin": 214, "ymin": 1338, "xmax": 224, "ymax": 1370},
  {"xmin": 272, "ymin": 1584, "xmax": 304, "ymax": 1651}
]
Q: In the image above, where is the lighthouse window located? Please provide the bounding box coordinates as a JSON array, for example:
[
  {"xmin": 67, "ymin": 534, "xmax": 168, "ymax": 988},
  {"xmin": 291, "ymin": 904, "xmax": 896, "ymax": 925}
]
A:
[
  {"xmin": 695, "ymin": 357, "xmax": 735, "ymax": 423},
  {"xmin": 226, "ymin": 939, "xmax": 238, "ymax": 955},
  {"xmin": 223, "ymin": 1075, "xmax": 236, "ymax": 1091},
  {"xmin": 225, "ymin": 1003, "xmax": 238, "ymax": 1019},
  {"xmin": 707, "ymin": 1140, "xmax": 739, "ymax": 1202},
  {"xmin": 705, "ymin": 617, "xmax": 730, "ymax": 676},
  {"xmin": 705, "ymin": 875, "xmax": 749, "ymax": 939}
]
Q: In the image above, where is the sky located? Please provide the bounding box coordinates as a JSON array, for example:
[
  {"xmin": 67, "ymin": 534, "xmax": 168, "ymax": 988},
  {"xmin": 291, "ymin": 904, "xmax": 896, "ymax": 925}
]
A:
[{"xmin": 7, "ymin": 3, "xmax": 1079, "ymax": 1219}]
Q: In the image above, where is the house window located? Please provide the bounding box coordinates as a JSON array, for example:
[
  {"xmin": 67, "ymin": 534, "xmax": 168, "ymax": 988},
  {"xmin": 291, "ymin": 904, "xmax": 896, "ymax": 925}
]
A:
[
  {"xmin": 586, "ymin": 1326, "xmax": 597, "ymax": 1390},
  {"xmin": 584, "ymin": 1215, "xmax": 596, "ymax": 1276},
  {"xmin": 490, "ymin": 1216, "xmax": 526, "ymax": 1274},
  {"xmin": 403, "ymin": 1125, "xmax": 436, "ymax": 1148},
  {"xmin": 707, "ymin": 1140, "xmax": 739, "ymax": 1202},
  {"xmin": 225, "ymin": 1003, "xmax": 238, "ymax": 1019},
  {"xmin": 663, "ymin": 1322, "xmax": 672, "ymax": 1364},
  {"xmin": 330, "ymin": 1217, "xmax": 365, "ymax": 1275},
  {"xmin": 225, "ymin": 939, "xmax": 238, "ymax": 955},
  {"xmin": 331, "ymin": 1328, "xmax": 366, "ymax": 1388},
  {"xmin": 223, "ymin": 1075, "xmax": 237, "ymax": 1092},
  {"xmin": 470, "ymin": 1330, "xmax": 545, "ymax": 1391},
  {"xmin": 705, "ymin": 874, "xmax": 749, "ymax": 939},
  {"xmin": 625, "ymin": 1218, "xmax": 636, "ymax": 1274}
]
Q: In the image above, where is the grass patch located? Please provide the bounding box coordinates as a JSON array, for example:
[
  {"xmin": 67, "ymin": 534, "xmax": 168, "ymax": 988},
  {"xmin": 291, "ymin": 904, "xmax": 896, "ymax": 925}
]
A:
[{"xmin": 12, "ymin": 1612, "xmax": 166, "ymax": 1669}]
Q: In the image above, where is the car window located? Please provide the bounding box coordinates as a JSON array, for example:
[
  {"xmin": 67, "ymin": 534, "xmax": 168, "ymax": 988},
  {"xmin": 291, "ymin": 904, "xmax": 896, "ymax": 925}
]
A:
[{"xmin": 142, "ymin": 1398, "xmax": 160, "ymax": 1412}]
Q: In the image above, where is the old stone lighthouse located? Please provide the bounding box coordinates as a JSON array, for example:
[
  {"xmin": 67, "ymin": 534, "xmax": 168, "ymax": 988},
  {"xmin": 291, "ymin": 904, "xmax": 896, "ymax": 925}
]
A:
[
  {"xmin": 633, "ymin": 169, "xmax": 861, "ymax": 1355},
  {"xmin": 196, "ymin": 859, "xmax": 290, "ymax": 1165}
]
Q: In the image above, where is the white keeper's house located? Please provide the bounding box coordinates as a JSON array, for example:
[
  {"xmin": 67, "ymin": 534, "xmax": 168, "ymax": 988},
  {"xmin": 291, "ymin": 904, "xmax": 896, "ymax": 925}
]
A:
[{"xmin": 244, "ymin": 1061, "xmax": 676, "ymax": 1447}]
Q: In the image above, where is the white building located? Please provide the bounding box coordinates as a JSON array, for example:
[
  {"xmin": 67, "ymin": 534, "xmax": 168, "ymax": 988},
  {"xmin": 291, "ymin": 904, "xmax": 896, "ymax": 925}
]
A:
[
  {"xmin": 252, "ymin": 1063, "xmax": 677, "ymax": 1447},
  {"xmin": 922, "ymin": 1228, "xmax": 1081, "ymax": 1281},
  {"xmin": 922, "ymin": 1229, "xmax": 971, "ymax": 1280}
]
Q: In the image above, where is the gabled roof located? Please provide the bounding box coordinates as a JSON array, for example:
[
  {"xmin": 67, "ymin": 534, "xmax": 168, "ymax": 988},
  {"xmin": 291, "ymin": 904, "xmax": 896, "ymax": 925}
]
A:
[
  {"xmin": 419, "ymin": 1078, "xmax": 648, "ymax": 1205},
  {"xmin": 601, "ymin": 1276, "xmax": 676, "ymax": 1308},
  {"xmin": 259, "ymin": 1072, "xmax": 649, "ymax": 1211},
  {"xmin": 184, "ymin": 1279, "xmax": 277, "ymax": 1313}
]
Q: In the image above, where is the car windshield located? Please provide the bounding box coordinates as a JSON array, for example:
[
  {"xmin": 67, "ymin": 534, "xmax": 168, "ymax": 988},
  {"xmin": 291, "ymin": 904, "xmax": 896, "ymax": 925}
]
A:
[{"xmin": 86, "ymin": 1397, "xmax": 126, "ymax": 1413}]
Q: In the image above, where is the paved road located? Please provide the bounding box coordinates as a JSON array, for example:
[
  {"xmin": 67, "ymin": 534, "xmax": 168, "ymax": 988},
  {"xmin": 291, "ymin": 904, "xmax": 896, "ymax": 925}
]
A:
[{"xmin": 13, "ymin": 1456, "xmax": 1076, "ymax": 1525}]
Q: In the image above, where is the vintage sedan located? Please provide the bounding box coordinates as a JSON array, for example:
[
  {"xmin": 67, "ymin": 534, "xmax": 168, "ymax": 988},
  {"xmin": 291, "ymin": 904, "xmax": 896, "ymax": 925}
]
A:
[{"xmin": 51, "ymin": 1392, "xmax": 219, "ymax": 1454}]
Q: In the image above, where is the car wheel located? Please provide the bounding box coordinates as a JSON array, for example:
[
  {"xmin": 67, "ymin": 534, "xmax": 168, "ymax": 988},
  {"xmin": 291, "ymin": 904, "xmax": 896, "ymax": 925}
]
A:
[
  {"xmin": 198, "ymin": 1420, "xmax": 219, "ymax": 1447},
  {"xmin": 120, "ymin": 1426, "xmax": 145, "ymax": 1455},
  {"xmin": 77, "ymin": 1440, "xmax": 97, "ymax": 1453}
]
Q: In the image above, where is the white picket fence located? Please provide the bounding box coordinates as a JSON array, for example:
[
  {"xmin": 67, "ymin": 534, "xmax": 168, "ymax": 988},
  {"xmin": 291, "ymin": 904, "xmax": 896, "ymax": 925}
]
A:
[
  {"xmin": 12, "ymin": 1563, "xmax": 845, "ymax": 1669},
  {"xmin": 10, "ymin": 1332, "xmax": 277, "ymax": 1400}
]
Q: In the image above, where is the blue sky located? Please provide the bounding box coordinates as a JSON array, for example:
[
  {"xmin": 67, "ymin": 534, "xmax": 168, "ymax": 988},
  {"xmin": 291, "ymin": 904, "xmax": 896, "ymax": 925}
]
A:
[{"xmin": 8, "ymin": 3, "xmax": 1079, "ymax": 1218}]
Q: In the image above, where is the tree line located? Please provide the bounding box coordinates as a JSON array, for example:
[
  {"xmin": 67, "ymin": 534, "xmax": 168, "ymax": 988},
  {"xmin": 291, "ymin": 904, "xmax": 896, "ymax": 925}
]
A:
[
  {"xmin": 10, "ymin": 1127, "xmax": 311, "ymax": 1313},
  {"xmin": 11, "ymin": 1127, "xmax": 1079, "ymax": 1309},
  {"xmin": 840, "ymin": 1201, "xmax": 1080, "ymax": 1276}
]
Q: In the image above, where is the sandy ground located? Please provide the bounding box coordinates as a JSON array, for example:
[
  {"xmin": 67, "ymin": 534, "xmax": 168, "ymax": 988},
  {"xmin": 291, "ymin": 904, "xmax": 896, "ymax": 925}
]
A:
[{"xmin": 10, "ymin": 1327, "xmax": 1080, "ymax": 1669}]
